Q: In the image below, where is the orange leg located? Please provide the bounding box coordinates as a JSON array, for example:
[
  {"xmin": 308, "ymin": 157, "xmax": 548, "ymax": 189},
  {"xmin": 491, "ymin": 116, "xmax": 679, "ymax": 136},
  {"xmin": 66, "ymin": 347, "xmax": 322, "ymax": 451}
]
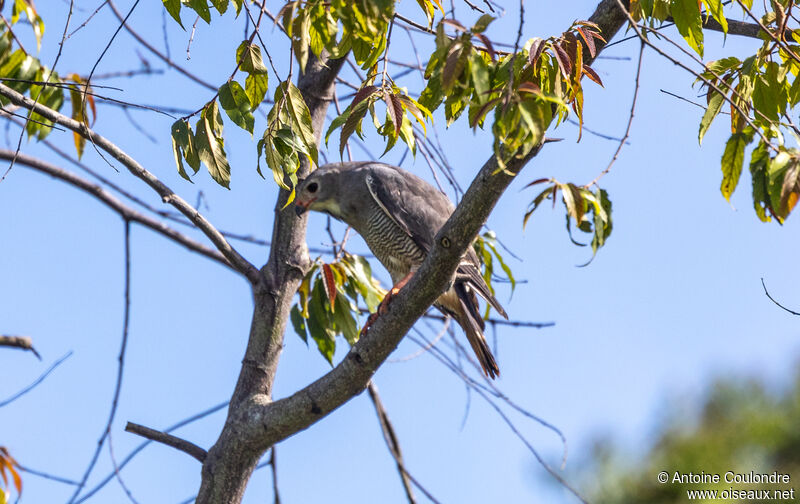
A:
[{"xmin": 359, "ymin": 271, "xmax": 415, "ymax": 336}]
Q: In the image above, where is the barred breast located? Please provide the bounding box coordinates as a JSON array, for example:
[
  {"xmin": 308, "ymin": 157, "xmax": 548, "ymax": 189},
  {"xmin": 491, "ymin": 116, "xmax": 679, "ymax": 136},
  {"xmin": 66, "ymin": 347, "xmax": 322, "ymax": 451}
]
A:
[{"xmin": 361, "ymin": 200, "xmax": 426, "ymax": 283}]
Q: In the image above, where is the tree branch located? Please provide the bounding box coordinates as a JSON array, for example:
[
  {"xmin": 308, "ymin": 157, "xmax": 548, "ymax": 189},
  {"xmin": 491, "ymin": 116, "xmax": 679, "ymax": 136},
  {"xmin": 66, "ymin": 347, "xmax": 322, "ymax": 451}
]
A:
[
  {"xmin": 0, "ymin": 335, "xmax": 40, "ymax": 359},
  {"xmin": 195, "ymin": 51, "xmax": 347, "ymax": 504},
  {"xmin": 0, "ymin": 149, "xmax": 233, "ymax": 270},
  {"xmin": 367, "ymin": 382, "xmax": 418, "ymax": 504},
  {"xmin": 761, "ymin": 278, "xmax": 800, "ymax": 316},
  {"xmin": 0, "ymin": 83, "xmax": 263, "ymax": 285},
  {"xmin": 195, "ymin": 2, "xmax": 631, "ymax": 501},
  {"xmin": 124, "ymin": 422, "xmax": 207, "ymax": 463},
  {"xmin": 107, "ymin": 0, "xmax": 217, "ymax": 91}
]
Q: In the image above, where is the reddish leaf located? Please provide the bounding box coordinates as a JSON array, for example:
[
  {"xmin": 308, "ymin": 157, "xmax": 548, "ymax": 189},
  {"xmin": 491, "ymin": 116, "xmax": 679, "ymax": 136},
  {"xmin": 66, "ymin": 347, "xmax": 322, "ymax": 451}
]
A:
[
  {"xmin": 469, "ymin": 96, "xmax": 500, "ymax": 128},
  {"xmin": 475, "ymin": 33, "xmax": 496, "ymax": 61},
  {"xmin": 528, "ymin": 37, "xmax": 546, "ymax": 67},
  {"xmin": 517, "ymin": 81, "xmax": 541, "ymax": 95},
  {"xmin": 562, "ymin": 33, "xmax": 579, "ymax": 69},
  {"xmin": 575, "ymin": 20, "xmax": 601, "ymax": 31},
  {"xmin": 582, "ymin": 64, "xmax": 604, "ymax": 86},
  {"xmin": 552, "ymin": 42, "xmax": 572, "ymax": 78},
  {"xmin": 589, "ymin": 29, "xmax": 607, "ymax": 44},
  {"xmin": 384, "ymin": 91, "xmax": 403, "ymax": 136},
  {"xmin": 575, "ymin": 26, "xmax": 596, "ymax": 58},
  {"xmin": 321, "ymin": 263, "xmax": 337, "ymax": 311},
  {"xmin": 352, "ymin": 85, "xmax": 379, "ymax": 109},
  {"xmin": 442, "ymin": 41, "xmax": 465, "ymax": 91},
  {"xmin": 524, "ymin": 177, "xmax": 550, "ymax": 188}
]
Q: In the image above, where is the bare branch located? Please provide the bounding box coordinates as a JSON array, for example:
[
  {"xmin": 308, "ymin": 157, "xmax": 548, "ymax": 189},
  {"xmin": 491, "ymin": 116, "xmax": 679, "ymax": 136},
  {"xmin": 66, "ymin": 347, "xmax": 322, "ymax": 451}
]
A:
[
  {"xmin": 75, "ymin": 401, "xmax": 228, "ymax": 504},
  {"xmin": 586, "ymin": 39, "xmax": 645, "ymax": 188},
  {"xmin": 107, "ymin": 0, "xmax": 216, "ymax": 90},
  {"xmin": 0, "ymin": 149, "xmax": 233, "ymax": 270},
  {"xmin": 67, "ymin": 221, "xmax": 133, "ymax": 504},
  {"xmin": 0, "ymin": 335, "xmax": 41, "ymax": 359},
  {"xmin": 367, "ymin": 382, "xmax": 418, "ymax": 504},
  {"xmin": 124, "ymin": 422, "xmax": 208, "ymax": 463},
  {"xmin": 0, "ymin": 83, "xmax": 263, "ymax": 285},
  {"xmin": 761, "ymin": 278, "xmax": 800, "ymax": 316},
  {"xmin": 0, "ymin": 352, "xmax": 73, "ymax": 408}
]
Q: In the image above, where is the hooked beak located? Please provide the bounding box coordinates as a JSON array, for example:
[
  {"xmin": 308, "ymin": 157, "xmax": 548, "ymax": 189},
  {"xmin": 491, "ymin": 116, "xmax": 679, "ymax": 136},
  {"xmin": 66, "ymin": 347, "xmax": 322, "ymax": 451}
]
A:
[{"xmin": 295, "ymin": 198, "xmax": 314, "ymax": 216}]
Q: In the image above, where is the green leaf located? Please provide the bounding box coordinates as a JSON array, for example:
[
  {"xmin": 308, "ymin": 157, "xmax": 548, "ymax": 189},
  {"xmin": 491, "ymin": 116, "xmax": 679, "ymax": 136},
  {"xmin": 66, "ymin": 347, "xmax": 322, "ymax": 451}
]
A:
[
  {"xmin": 171, "ymin": 120, "xmax": 192, "ymax": 181},
  {"xmin": 590, "ymin": 188, "xmax": 613, "ymax": 258},
  {"xmin": 284, "ymin": 82, "xmax": 318, "ymax": 165},
  {"xmin": 308, "ymin": 280, "xmax": 336, "ymax": 364},
  {"xmin": 290, "ymin": 305, "xmax": 308, "ymax": 344},
  {"xmin": 219, "ymin": 81, "xmax": 254, "ymax": 134},
  {"xmin": 699, "ymin": 91, "xmax": 724, "ymax": 145},
  {"xmin": 236, "ymin": 41, "xmax": 269, "ymax": 74},
  {"xmin": 162, "ymin": 0, "xmax": 184, "ymax": 28},
  {"xmin": 470, "ymin": 51, "xmax": 490, "ymax": 101},
  {"xmin": 342, "ymin": 253, "xmax": 384, "ymax": 312},
  {"xmin": 749, "ymin": 141, "xmax": 771, "ymax": 221},
  {"xmin": 195, "ymin": 105, "xmax": 232, "ymax": 188},
  {"xmin": 720, "ymin": 130, "xmax": 754, "ymax": 201},
  {"xmin": 483, "ymin": 239, "xmax": 516, "ymax": 293},
  {"xmin": 671, "ymin": 0, "xmax": 704, "ymax": 57},
  {"xmin": 210, "ymin": 0, "xmax": 228, "ymax": 15},
  {"xmin": 27, "ymin": 68, "xmax": 63, "ymax": 140},
  {"xmin": 188, "ymin": 0, "xmax": 211, "ymax": 23},
  {"xmin": 703, "ymin": 0, "xmax": 727, "ymax": 34},
  {"xmin": 171, "ymin": 119, "xmax": 200, "ymax": 179},
  {"xmin": 471, "ymin": 14, "xmax": 495, "ymax": 34},
  {"xmin": 333, "ymin": 294, "xmax": 359, "ymax": 345},
  {"xmin": 245, "ymin": 73, "xmax": 269, "ymax": 109}
]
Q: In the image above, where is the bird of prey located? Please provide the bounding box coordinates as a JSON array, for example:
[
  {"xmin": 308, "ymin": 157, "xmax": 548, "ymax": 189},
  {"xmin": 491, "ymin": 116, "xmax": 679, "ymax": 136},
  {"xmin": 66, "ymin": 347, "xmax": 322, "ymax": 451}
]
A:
[{"xmin": 294, "ymin": 161, "xmax": 508, "ymax": 378}]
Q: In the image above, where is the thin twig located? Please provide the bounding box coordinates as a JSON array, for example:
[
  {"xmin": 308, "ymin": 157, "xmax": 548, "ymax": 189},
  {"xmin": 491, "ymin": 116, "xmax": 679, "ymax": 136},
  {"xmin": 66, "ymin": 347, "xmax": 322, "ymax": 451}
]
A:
[
  {"xmin": 17, "ymin": 465, "xmax": 81, "ymax": 486},
  {"xmin": 586, "ymin": 40, "xmax": 645, "ymax": 188},
  {"xmin": 269, "ymin": 448, "xmax": 280, "ymax": 504},
  {"xmin": 0, "ymin": 83, "xmax": 263, "ymax": 285},
  {"xmin": 0, "ymin": 148, "xmax": 232, "ymax": 270},
  {"xmin": 0, "ymin": 0, "xmax": 74, "ymax": 183},
  {"xmin": 107, "ymin": 0, "xmax": 216, "ymax": 90},
  {"xmin": 124, "ymin": 422, "xmax": 207, "ymax": 463},
  {"xmin": 66, "ymin": 220, "xmax": 133, "ymax": 504},
  {"xmin": 367, "ymin": 382, "xmax": 420, "ymax": 504},
  {"xmin": 187, "ymin": 16, "xmax": 199, "ymax": 60},
  {"xmin": 108, "ymin": 432, "xmax": 140, "ymax": 504},
  {"xmin": 0, "ymin": 352, "xmax": 73, "ymax": 408},
  {"xmin": 761, "ymin": 278, "xmax": 800, "ymax": 315},
  {"xmin": 74, "ymin": 401, "xmax": 228, "ymax": 504}
]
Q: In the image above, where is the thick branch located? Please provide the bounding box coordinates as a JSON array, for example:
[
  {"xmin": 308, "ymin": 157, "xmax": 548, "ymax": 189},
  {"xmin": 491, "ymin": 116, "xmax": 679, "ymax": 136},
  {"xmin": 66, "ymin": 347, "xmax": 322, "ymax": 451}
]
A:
[
  {"xmin": 0, "ymin": 149, "xmax": 232, "ymax": 270},
  {"xmin": 195, "ymin": 51, "xmax": 347, "ymax": 504},
  {"xmin": 216, "ymin": 0, "xmax": 631, "ymax": 462},
  {"xmin": 124, "ymin": 422, "xmax": 207, "ymax": 463},
  {"xmin": 0, "ymin": 335, "xmax": 40, "ymax": 359},
  {"xmin": 0, "ymin": 83, "xmax": 262, "ymax": 285}
]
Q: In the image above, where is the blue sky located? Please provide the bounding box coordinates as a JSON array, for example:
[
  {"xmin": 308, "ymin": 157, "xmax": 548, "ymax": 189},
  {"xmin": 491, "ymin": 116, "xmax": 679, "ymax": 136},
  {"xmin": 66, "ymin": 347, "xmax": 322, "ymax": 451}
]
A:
[{"xmin": 1, "ymin": 1, "xmax": 798, "ymax": 503}]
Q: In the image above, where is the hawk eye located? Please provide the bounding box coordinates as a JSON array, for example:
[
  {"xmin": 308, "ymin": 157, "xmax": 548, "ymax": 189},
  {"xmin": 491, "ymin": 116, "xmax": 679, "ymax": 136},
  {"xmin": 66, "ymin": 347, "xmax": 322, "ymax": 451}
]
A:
[{"xmin": 307, "ymin": 182, "xmax": 319, "ymax": 194}]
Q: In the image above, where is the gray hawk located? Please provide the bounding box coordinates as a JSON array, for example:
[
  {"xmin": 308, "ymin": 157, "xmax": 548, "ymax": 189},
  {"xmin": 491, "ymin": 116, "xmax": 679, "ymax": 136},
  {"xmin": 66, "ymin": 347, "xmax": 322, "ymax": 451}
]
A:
[{"xmin": 294, "ymin": 161, "xmax": 508, "ymax": 378}]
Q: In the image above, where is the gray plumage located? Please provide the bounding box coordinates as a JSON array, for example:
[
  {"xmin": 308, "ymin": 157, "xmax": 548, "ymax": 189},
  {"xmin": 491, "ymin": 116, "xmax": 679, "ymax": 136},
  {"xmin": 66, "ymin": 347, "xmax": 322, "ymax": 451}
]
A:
[{"xmin": 294, "ymin": 161, "xmax": 507, "ymax": 378}]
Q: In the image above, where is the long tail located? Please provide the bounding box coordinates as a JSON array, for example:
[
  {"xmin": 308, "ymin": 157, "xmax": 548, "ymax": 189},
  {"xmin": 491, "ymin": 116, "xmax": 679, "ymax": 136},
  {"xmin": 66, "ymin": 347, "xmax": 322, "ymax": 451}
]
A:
[{"xmin": 454, "ymin": 282, "xmax": 500, "ymax": 379}]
